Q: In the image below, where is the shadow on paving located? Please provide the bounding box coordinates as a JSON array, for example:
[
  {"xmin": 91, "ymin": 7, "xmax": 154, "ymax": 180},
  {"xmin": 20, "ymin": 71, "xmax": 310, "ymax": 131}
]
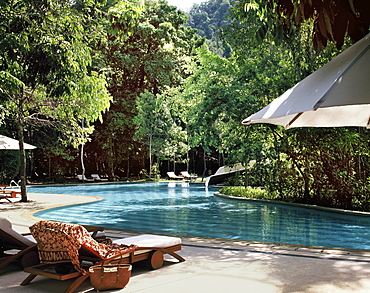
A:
[
  {"xmin": 2, "ymin": 244, "xmax": 370, "ymax": 293},
  {"xmin": 182, "ymin": 242, "xmax": 370, "ymax": 293}
]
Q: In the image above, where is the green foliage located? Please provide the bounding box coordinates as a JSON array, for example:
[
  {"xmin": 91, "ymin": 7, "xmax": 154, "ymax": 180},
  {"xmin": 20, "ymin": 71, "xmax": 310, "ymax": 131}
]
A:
[
  {"xmin": 0, "ymin": 151, "xmax": 20, "ymax": 184},
  {"xmin": 134, "ymin": 90, "xmax": 189, "ymax": 172},
  {"xmin": 183, "ymin": 45, "xmax": 239, "ymax": 150},
  {"xmin": 182, "ymin": 3, "xmax": 370, "ymax": 212},
  {"xmin": 0, "ymin": 0, "xmax": 368, "ymax": 213},
  {"xmin": 0, "ymin": 0, "xmax": 112, "ymax": 133},
  {"xmin": 0, "ymin": 0, "xmax": 112, "ymax": 194},
  {"xmin": 223, "ymin": 172, "xmax": 244, "ymax": 186},
  {"xmin": 219, "ymin": 186, "xmax": 277, "ymax": 200},
  {"xmin": 182, "ymin": 26, "xmax": 293, "ymax": 165},
  {"xmin": 56, "ymin": 73, "xmax": 111, "ymax": 125},
  {"xmin": 187, "ymin": 0, "xmax": 232, "ymax": 57},
  {"xmin": 108, "ymin": 1, "xmax": 144, "ymax": 38},
  {"xmin": 150, "ymin": 163, "xmax": 160, "ymax": 180},
  {"xmin": 95, "ymin": 0, "xmax": 202, "ymax": 178},
  {"xmin": 271, "ymin": 128, "xmax": 370, "ymax": 210}
]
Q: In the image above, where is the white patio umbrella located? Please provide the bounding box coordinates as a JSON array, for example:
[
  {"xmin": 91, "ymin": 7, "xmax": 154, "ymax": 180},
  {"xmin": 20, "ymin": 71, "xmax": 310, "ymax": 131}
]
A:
[
  {"xmin": 242, "ymin": 32, "xmax": 370, "ymax": 128},
  {"xmin": 0, "ymin": 135, "xmax": 37, "ymax": 150}
]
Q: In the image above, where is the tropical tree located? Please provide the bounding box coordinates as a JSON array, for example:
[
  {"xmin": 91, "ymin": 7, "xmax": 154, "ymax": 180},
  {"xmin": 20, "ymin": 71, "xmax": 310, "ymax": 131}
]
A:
[
  {"xmin": 182, "ymin": 26, "xmax": 294, "ymax": 176},
  {"xmin": 94, "ymin": 0, "xmax": 202, "ymax": 179},
  {"xmin": 187, "ymin": 0, "xmax": 232, "ymax": 57},
  {"xmin": 135, "ymin": 90, "xmax": 189, "ymax": 178},
  {"xmin": 218, "ymin": 1, "xmax": 370, "ymax": 210},
  {"xmin": 0, "ymin": 0, "xmax": 112, "ymax": 201},
  {"xmin": 134, "ymin": 91, "xmax": 168, "ymax": 178}
]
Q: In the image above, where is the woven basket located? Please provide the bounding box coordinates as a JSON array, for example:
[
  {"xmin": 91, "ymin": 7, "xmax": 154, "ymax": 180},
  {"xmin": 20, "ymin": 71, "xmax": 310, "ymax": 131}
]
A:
[{"xmin": 89, "ymin": 264, "xmax": 132, "ymax": 291}]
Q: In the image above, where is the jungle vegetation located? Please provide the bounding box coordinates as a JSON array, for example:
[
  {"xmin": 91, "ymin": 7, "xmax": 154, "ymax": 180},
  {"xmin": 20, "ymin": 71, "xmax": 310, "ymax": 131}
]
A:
[{"xmin": 0, "ymin": 0, "xmax": 369, "ymax": 209}]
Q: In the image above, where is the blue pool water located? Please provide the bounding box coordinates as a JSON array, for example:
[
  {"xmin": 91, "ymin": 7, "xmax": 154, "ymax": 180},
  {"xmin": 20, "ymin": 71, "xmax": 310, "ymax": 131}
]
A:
[{"xmin": 30, "ymin": 182, "xmax": 370, "ymax": 250}]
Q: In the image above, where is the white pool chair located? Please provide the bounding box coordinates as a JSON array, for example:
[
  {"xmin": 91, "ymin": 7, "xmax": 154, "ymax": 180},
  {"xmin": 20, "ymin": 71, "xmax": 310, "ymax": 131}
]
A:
[
  {"xmin": 77, "ymin": 174, "xmax": 95, "ymax": 182},
  {"xmin": 91, "ymin": 174, "xmax": 108, "ymax": 181},
  {"xmin": 167, "ymin": 172, "xmax": 183, "ymax": 180}
]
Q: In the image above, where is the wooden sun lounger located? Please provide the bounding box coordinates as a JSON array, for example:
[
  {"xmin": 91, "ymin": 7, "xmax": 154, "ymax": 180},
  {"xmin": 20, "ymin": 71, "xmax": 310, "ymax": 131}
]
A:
[
  {"xmin": 0, "ymin": 218, "xmax": 105, "ymax": 272},
  {"xmin": 21, "ymin": 221, "xmax": 185, "ymax": 293},
  {"xmin": 21, "ymin": 243, "xmax": 184, "ymax": 293},
  {"xmin": 0, "ymin": 185, "xmax": 20, "ymax": 201},
  {"xmin": 0, "ymin": 194, "xmax": 12, "ymax": 202},
  {"xmin": 0, "ymin": 218, "xmax": 39, "ymax": 271}
]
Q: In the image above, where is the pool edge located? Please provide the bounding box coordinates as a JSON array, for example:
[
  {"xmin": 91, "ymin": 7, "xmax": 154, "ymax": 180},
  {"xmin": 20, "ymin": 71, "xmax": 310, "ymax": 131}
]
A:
[{"xmin": 214, "ymin": 192, "xmax": 370, "ymax": 217}]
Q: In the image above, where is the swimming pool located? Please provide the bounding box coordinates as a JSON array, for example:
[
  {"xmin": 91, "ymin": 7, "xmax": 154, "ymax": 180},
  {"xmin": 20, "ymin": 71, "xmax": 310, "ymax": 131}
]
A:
[{"xmin": 29, "ymin": 182, "xmax": 370, "ymax": 250}]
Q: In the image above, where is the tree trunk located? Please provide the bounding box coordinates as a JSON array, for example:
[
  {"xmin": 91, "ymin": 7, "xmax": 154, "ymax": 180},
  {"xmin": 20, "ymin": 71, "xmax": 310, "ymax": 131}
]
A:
[
  {"xmin": 285, "ymin": 148, "xmax": 310, "ymax": 200},
  {"xmin": 81, "ymin": 143, "xmax": 85, "ymax": 182},
  {"xmin": 149, "ymin": 135, "xmax": 152, "ymax": 178},
  {"xmin": 173, "ymin": 154, "xmax": 176, "ymax": 173},
  {"xmin": 17, "ymin": 97, "xmax": 27, "ymax": 202},
  {"xmin": 186, "ymin": 150, "xmax": 189, "ymax": 172},
  {"xmin": 202, "ymin": 148, "xmax": 207, "ymax": 182},
  {"xmin": 107, "ymin": 136, "xmax": 115, "ymax": 180},
  {"xmin": 127, "ymin": 157, "xmax": 130, "ymax": 180}
]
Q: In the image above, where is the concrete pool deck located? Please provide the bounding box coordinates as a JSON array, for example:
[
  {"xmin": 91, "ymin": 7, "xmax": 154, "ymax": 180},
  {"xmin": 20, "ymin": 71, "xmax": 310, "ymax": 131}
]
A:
[{"xmin": 2, "ymin": 192, "xmax": 370, "ymax": 292}]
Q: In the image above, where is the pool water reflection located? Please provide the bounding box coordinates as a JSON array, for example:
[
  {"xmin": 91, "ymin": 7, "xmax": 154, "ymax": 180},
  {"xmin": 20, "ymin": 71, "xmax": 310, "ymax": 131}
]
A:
[{"xmin": 30, "ymin": 182, "xmax": 370, "ymax": 250}]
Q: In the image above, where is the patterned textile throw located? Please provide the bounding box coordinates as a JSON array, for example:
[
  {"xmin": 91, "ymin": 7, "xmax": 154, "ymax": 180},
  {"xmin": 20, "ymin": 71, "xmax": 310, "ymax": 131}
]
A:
[{"xmin": 30, "ymin": 220, "xmax": 136, "ymax": 274}]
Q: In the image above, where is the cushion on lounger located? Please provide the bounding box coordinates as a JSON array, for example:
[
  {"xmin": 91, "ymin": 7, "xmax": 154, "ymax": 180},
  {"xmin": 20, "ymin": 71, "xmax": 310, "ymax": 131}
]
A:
[
  {"xmin": 114, "ymin": 234, "xmax": 181, "ymax": 248},
  {"xmin": 0, "ymin": 217, "xmax": 35, "ymax": 246}
]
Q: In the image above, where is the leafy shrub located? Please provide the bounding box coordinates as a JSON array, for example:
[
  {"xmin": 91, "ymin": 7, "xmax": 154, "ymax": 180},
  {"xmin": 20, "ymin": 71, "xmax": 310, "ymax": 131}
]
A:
[
  {"xmin": 223, "ymin": 172, "xmax": 244, "ymax": 186},
  {"xmin": 219, "ymin": 186, "xmax": 278, "ymax": 200}
]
